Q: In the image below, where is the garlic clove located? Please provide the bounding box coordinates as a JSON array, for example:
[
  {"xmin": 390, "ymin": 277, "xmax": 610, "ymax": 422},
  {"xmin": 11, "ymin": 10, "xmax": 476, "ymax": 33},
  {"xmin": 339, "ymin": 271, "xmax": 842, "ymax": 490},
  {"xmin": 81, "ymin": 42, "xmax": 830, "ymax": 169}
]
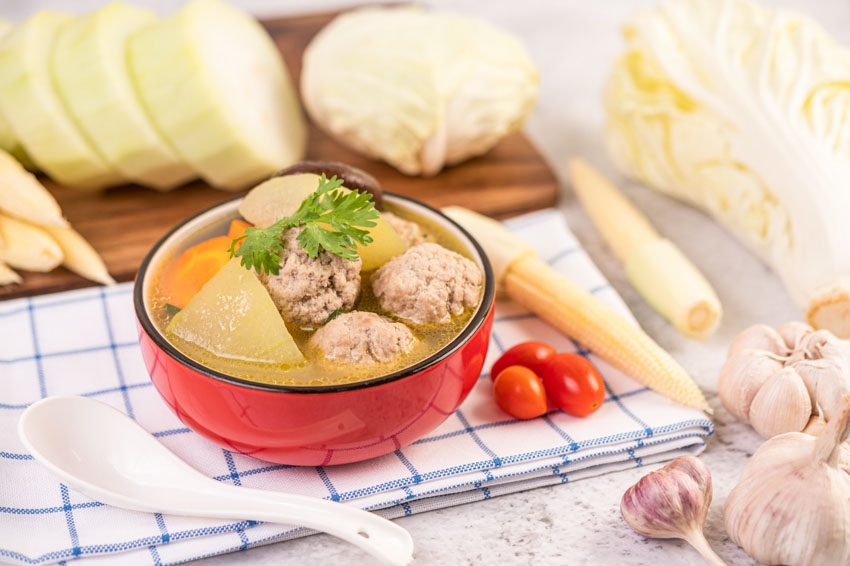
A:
[
  {"xmin": 621, "ymin": 456, "xmax": 727, "ymax": 565},
  {"xmin": 621, "ymin": 456, "xmax": 712, "ymax": 539},
  {"xmin": 718, "ymin": 349, "xmax": 783, "ymax": 423},
  {"xmin": 792, "ymin": 331, "xmax": 850, "ymax": 422},
  {"xmin": 803, "ymin": 412, "xmax": 827, "ymax": 436},
  {"xmin": 777, "ymin": 321, "xmax": 814, "ymax": 350},
  {"xmin": 793, "ymin": 359, "xmax": 848, "ymax": 422},
  {"xmin": 748, "ymin": 367, "xmax": 811, "ymax": 438},
  {"xmin": 729, "ymin": 324, "xmax": 788, "ymax": 357}
]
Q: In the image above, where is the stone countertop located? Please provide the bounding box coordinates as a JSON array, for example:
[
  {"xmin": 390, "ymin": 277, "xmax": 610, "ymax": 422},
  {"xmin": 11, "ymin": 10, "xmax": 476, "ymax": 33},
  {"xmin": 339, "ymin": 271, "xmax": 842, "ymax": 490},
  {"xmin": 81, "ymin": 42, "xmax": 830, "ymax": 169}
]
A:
[{"xmin": 11, "ymin": 0, "xmax": 849, "ymax": 564}]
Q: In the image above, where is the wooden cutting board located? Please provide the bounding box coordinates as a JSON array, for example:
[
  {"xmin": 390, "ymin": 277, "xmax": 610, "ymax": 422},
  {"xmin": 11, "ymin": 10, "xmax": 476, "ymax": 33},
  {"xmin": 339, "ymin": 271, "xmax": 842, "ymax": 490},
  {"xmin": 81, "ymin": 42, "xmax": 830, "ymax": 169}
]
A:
[{"xmin": 0, "ymin": 10, "xmax": 558, "ymax": 301}]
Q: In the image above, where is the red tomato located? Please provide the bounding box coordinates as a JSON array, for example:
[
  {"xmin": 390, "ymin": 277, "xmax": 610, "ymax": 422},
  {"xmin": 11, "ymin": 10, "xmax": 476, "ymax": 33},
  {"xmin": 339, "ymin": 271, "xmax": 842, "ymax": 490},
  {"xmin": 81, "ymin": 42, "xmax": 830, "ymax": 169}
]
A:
[
  {"xmin": 493, "ymin": 366, "xmax": 548, "ymax": 420},
  {"xmin": 541, "ymin": 353, "xmax": 605, "ymax": 417},
  {"xmin": 490, "ymin": 341, "xmax": 556, "ymax": 381}
]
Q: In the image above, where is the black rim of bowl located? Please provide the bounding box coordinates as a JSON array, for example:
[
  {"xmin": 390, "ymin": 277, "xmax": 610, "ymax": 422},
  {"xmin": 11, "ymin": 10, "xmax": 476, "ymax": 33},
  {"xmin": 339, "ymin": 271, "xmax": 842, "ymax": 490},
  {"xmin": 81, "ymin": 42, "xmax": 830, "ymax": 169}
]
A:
[{"xmin": 133, "ymin": 192, "xmax": 496, "ymax": 394}]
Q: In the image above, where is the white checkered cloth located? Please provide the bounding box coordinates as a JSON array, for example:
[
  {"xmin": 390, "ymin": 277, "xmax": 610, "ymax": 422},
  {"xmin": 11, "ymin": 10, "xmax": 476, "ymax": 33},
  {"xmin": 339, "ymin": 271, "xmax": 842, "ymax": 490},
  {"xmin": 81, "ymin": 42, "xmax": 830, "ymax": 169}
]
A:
[{"xmin": 0, "ymin": 209, "xmax": 713, "ymax": 565}]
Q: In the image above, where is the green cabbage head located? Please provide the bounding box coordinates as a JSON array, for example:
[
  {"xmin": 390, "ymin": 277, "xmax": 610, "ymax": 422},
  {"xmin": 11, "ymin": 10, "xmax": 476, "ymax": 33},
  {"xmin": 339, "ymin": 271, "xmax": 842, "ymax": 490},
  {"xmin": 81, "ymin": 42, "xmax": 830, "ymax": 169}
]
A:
[{"xmin": 302, "ymin": 6, "xmax": 538, "ymax": 176}]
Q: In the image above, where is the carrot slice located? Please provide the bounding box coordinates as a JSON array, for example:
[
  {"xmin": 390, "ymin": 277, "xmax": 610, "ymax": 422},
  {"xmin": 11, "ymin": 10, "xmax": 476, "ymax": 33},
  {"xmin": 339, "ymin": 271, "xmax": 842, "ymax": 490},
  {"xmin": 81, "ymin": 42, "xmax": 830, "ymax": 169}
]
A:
[
  {"xmin": 160, "ymin": 235, "xmax": 232, "ymax": 308},
  {"xmin": 228, "ymin": 219, "xmax": 252, "ymax": 251}
]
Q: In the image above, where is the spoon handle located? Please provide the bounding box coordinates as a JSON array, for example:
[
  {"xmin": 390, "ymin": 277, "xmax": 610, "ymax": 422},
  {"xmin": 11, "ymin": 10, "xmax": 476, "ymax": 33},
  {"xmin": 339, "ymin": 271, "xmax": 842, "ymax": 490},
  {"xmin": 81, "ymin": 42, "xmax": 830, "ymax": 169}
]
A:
[{"xmin": 166, "ymin": 482, "xmax": 413, "ymax": 566}]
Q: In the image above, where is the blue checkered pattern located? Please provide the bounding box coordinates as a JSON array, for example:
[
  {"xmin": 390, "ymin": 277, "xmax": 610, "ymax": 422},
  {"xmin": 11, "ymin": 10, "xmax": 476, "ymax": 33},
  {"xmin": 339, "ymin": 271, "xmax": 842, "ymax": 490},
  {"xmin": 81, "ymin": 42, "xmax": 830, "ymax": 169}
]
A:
[{"xmin": 0, "ymin": 209, "xmax": 713, "ymax": 565}]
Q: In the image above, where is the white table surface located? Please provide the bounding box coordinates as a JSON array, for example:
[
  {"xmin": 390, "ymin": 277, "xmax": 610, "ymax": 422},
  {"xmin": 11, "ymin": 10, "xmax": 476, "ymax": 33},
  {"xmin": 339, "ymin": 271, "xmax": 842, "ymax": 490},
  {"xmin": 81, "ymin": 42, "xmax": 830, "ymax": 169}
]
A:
[{"xmin": 7, "ymin": 0, "xmax": 849, "ymax": 564}]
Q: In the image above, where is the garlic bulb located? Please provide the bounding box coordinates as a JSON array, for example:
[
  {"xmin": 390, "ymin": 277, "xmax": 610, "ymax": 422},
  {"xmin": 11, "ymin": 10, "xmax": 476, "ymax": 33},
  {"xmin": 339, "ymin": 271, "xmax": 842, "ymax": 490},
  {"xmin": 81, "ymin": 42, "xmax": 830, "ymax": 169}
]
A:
[
  {"xmin": 621, "ymin": 456, "xmax": 727, "ymax": 566},
  {"xmin": 724, "ymin": 395, "xmax": 850, "ymax": 565},
  {"xmin": 301, "ymin": 6, "xmax": 538, "ymax": 176},
  {"xmin": 718, "ymin": 322, "xmax": 850, "ymax": 438}
]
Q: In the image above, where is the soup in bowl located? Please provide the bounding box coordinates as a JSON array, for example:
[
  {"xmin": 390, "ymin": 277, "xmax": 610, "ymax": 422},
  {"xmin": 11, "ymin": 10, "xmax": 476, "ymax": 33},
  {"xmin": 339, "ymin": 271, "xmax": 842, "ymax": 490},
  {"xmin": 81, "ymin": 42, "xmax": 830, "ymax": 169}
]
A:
[{"xmin": 134, "ymin": 163, "xmax": 495, "ymax": 465}]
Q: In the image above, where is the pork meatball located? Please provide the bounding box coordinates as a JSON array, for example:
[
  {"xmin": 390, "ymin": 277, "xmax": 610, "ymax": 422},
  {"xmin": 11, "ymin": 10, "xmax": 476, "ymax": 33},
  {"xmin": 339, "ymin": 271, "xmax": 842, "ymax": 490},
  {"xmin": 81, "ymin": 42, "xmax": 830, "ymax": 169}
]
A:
[
  {"xmin": 382, "ymin": 211, "xmax": 429, "ymax": 246},
  {"xmin": 309, "ymin": 311, "xmax": 415, "ymax": 364},
  {"xmin": 371, "ymin": 242, "xmax": 482, "ymax": 325},
  {"xmin": 263, "ymin": 226, "xmax": 361, "ymax": 327}
]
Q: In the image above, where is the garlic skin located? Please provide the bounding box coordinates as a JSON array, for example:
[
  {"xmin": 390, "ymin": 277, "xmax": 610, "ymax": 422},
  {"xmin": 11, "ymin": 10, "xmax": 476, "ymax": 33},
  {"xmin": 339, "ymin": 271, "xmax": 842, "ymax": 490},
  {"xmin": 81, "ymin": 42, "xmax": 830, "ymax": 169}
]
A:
[
  {"xmin": 719, "ymin": 322, "xmax": 850, "ymax": 437},
  {"xmin": 621, "ymin": 456, "xmax": 727, "ymax": 565},
  {"xmin": 724, "ymin": 395, "xmax": 850, "ymax": 566}
]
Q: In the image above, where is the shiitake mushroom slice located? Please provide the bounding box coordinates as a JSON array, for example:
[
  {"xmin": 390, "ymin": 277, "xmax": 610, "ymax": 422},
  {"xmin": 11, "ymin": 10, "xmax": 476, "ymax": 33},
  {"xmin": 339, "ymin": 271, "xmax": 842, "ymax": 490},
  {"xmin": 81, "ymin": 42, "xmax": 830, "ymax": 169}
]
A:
[{"xmin": 274, "ymin": 161, "xmax": 383, "ymax": 208}]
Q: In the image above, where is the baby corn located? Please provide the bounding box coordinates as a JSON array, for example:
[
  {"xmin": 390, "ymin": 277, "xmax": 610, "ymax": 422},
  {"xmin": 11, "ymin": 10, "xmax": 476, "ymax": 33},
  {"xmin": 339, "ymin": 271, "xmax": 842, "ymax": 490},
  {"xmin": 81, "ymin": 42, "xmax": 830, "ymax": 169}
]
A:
[
  {"xmin": 0, "ymin": 150, "xmax": 113, "ymax": 286},
  {"xmin": 0, "ymin": 214, "xmax": 63, "ymax": 272},
  {"xmin": 0, "ymin": 260, "xmax": 20, "ymax": 285},
  {"xmin": 443, "ymin": 205, "xmax": 710, "ymax": 412},
  {"xmin": 0, "ymin": 149, "xmax": 67, "ymax": 228},
  {"xmin": 44, "ymin": 225, "xmax": 115, "ymax": 285}
]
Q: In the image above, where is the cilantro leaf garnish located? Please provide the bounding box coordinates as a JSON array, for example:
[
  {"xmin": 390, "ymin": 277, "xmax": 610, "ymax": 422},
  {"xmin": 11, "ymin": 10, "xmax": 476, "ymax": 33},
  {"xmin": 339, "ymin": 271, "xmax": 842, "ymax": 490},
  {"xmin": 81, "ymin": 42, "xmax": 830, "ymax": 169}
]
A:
[
  {"xmin": 324, "ymin": 307, "xmax": 345, "ymax": 324},
  {"xmin": 229, "ymin": 174, "xmax": 379, "ymax": 276}
]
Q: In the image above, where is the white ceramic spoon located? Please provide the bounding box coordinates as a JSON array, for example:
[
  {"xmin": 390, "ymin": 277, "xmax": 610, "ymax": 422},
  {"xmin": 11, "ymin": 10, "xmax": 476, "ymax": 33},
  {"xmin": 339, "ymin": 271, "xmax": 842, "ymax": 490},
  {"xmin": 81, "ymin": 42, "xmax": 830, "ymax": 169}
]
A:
[{"xmin": 18, "ymin": 396, "xmax": 413, "ymax": 566}]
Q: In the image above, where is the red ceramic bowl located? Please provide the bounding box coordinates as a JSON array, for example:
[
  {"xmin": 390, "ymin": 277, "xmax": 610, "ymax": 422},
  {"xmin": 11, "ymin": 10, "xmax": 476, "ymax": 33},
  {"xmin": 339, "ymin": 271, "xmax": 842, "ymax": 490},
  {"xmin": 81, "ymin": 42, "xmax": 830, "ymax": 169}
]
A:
[{"xmin": 134, "ymin": 194, "xmax": 495, "ymax": 466}]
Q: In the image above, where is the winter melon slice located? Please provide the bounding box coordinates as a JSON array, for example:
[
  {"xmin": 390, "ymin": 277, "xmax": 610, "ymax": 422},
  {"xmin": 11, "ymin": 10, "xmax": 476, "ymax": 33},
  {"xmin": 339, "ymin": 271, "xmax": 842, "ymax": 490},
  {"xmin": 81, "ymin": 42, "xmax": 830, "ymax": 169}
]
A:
[
  {"xmin": 0, "ymin": 17, "xmax": 34, "ymax": 171},
  {"xmin": 129, "ymin": 0, "xmax": 306, "ymax": 191},
  {"xmin": 167, "ymin": 258, "xmax": 304, "ymax": 365},
  {"xmin": 238, "ymin": 173, "xmax": 321, "ymax": 228},
  {"xmin": 355, "ymin": 216, "xmax": 407, "ymax": 271},
  {"xmin": 53, "ymin": 3, "xmax": 194, "ymax": 190},
  {"xmin": 239, "ymin": 172, "xmax": 406, "ymax": 269},
  {"xmin": 0, "ymin": 11, "xmax": 122, "ymax": 189},
  {"xmin": 0, "ymin": 19, "xmax": 18, "ymax": 159}
]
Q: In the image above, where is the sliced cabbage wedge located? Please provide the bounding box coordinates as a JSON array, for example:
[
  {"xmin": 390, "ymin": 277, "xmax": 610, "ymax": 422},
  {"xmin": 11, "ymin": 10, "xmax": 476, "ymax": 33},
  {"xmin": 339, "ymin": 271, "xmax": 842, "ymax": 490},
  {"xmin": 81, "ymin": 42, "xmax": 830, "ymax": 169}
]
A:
[
  {"xmin": 0, "ymin": 12, "xmax": 122, "ymax": 189},
  {"xmin": 129, "ymin": 0, "xmax": 306, "ymax": 191},
  {"xmin": 53, "ymin": 3, "xmax": 194, "ymax": 190},
  {"xmin": 167, "ymin": 258, "xmax": 304, "ymax": 366}
]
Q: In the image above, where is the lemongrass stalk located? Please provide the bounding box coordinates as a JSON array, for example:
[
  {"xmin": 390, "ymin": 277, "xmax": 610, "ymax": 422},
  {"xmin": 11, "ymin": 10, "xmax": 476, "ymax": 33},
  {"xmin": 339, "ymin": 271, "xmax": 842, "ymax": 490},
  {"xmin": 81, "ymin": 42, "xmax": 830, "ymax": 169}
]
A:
[{"xmin": 568, "ymin": 158, "xmax": 721, "ymax": 339}]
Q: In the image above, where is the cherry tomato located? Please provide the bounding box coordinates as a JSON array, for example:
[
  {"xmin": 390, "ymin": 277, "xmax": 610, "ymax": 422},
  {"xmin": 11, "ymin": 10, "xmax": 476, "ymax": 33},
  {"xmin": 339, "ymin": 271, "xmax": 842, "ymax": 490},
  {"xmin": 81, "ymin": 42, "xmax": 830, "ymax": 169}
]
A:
[
  {"xmin": 490, "ymin": 341, "xmax": 556, "ymax": 381},
  {"xmin": 541, "ymin": 353, "xmax": 605, "ymax": 417},
  {"xmin": 493, "ymin": 365, "xmax": 548, "ymax": 420}
]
